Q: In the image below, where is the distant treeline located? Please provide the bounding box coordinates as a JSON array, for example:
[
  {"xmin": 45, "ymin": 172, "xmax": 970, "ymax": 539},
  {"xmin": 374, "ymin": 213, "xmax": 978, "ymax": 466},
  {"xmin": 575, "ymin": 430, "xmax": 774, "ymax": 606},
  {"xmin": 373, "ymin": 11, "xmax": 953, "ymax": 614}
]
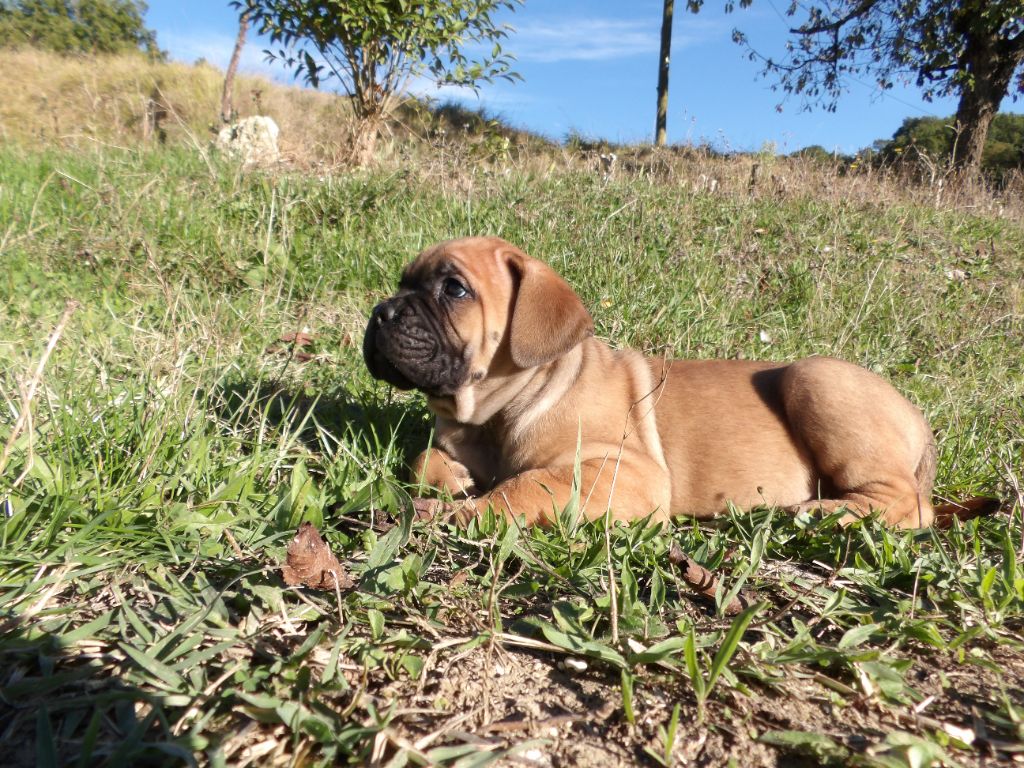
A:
[
  {"xmin": 0, "ymin": 0, "xmax": 162, "ymax": 58},
  {"xmin": 796, "ymin": 114, "xmax": 1024, "ymax": 180}
]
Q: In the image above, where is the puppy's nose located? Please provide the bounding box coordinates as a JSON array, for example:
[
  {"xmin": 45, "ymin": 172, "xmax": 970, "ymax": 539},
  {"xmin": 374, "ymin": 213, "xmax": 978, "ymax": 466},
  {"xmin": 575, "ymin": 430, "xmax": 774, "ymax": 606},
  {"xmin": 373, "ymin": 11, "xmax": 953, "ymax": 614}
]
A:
[{"xmin": 376, "ymin": 303, "xmax": 396, "ymax": 324}]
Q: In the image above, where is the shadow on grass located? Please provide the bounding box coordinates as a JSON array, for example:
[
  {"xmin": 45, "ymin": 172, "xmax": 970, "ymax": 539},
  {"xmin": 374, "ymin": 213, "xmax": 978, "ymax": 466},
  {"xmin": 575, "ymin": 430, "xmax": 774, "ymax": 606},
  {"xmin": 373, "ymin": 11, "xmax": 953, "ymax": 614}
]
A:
[
  {"xmin": 213, "ymin": 377, "xmax": 433, "ymax": 468},
  {"xmin": 0, "ymin": 556, "xmax": 365, "ymax": 767},
  {"xmin": 1, "ymin": 604, "xmax": 205, "ymax": 766}
]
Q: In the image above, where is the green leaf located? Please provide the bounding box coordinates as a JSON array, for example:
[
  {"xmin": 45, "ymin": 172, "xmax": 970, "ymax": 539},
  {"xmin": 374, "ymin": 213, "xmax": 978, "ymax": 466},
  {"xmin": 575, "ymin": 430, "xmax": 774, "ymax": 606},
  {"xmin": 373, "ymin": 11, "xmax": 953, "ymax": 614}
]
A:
[
  {"xmin": 36, "ymin": 707, "xmax": 57, "ymax": 768},
  {"xmin": 621, "ymin": 669, "xmax": 635, "ymax": 724},
  {"xmin": 367, "ymin": 608, "xmax": 385, "ymax": 640},
  {"xmin": 629, "ymin": 635, "xmax": 686, "ymax": 665},
  {"xmin": 59, "ymin": 611, "xmax": 114, "ymax": 643},
  {"xmin": 707, "ymin": 601, "xmax": 762, "ymax": 691},
  {"xmin": 534, "ymin": 622, "xmax": 626, "ymax": 669},
  {"xmin": 118, "ymin": 642, "xmax": 187, "ymax": 691},
  {"xmin": 684, "ymin": 626, "xmax": 706, "ymax": 701},
  {"xmin": 837, "ymin": 622, "xmax": 881, "ymax": 650}
]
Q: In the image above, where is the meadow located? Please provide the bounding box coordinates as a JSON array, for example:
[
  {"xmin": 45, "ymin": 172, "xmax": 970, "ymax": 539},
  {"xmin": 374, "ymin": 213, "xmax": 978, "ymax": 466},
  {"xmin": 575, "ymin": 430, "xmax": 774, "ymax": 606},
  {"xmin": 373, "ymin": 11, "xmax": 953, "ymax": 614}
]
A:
[{"xmin": 1, "ymin": 69, "xmax": 1023, "ymax": 765}]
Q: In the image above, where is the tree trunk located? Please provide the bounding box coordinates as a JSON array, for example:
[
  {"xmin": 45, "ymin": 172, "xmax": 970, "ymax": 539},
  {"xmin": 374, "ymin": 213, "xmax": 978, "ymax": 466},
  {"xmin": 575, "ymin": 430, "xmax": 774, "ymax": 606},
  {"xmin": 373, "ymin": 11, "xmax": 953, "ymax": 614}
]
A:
[
  {"xmin": 951, "ymin": 88, "xmax": 999, "ymax": 178},
  {"xmin": 950, "ymin": 25, "xmax": 1021, "ymax": 178},
  {"xmin": 221, "ymin": 12, "xmax": 249, "ymax": 124},
  {"xmin": 655, "ymin": 0, "xmax": 674, "ymax": 146},
  {"xmin": 350, "ymin": 118, "xmax": 380, "ymax": 167}
]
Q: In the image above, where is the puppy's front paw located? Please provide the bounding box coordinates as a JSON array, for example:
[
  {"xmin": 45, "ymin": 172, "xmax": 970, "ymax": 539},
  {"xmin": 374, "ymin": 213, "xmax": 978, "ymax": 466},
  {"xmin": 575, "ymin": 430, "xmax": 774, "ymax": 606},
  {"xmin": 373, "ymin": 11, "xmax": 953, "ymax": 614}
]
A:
[
  {"xmin": 410, "ymin": 496, "xmax": 487, "ymax": 527},
  {"xmin": 411, "ymin": 497, "xmax": 453, "ymax": 521}
]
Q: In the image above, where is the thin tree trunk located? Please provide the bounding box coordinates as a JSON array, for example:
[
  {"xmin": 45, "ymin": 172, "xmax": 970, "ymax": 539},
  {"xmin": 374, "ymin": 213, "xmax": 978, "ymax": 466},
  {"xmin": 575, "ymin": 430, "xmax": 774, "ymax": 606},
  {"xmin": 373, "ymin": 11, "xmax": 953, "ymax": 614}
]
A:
[
  {"xmin": 221, "ymin": 11, "xmax": 249, "ymax": 124},
  {"xmin": 952, "ymin": 89, "xmax": 999, "ymax": 178},
  {"xmin": 350, "ymin": 118, "xmax": 380, "ymax": 167},
  {"xmin": 655, "ymin": 0, "xmax": 674, "ymax": 146},
  {"xmin": 950, "ymin": 26, "xmax": 1020, "ymax": 178}
]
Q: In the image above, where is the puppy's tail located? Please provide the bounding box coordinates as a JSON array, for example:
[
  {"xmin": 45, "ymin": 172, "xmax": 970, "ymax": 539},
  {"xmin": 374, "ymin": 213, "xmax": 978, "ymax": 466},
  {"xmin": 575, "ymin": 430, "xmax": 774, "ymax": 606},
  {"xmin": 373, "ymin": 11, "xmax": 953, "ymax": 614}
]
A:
[{"xmin": 933, "ymin": 496, "xmax": 1002, "ymax": 528}]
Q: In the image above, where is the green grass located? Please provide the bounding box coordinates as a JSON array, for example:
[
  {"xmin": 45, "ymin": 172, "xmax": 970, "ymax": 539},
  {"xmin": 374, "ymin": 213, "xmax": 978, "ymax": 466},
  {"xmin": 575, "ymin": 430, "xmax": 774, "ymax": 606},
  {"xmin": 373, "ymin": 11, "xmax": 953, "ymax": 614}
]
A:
[{"xmin": 1, "ymin": 144, "xmax": 1022, "ymax": 767}]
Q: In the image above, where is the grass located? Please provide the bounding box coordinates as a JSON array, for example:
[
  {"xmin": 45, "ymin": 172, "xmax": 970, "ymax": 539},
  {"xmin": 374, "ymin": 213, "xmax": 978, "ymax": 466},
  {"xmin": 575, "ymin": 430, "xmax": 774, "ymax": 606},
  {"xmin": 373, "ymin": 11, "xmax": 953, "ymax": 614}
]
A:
[
  {"xmin": 0, "ymin": 49, "xmax": 550, "ymax": 169},
  {"xmin": 0, "ymin": 140, "xmax": 1022, "ymax": 767}
]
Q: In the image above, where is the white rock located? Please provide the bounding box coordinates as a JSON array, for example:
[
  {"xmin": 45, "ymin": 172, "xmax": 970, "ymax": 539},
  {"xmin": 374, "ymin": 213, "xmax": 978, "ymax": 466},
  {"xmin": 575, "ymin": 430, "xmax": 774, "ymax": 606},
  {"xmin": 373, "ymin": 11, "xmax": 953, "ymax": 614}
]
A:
[{"xmin": 216, "ymin": 116, "xmax": 280, "ymax": 166}]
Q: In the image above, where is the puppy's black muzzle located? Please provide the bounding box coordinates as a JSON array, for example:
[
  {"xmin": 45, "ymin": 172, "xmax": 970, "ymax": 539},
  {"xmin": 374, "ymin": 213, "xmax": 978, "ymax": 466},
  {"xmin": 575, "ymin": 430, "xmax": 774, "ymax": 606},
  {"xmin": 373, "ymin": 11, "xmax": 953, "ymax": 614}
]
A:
[
  {"xmin": 363, "ymin": 296, "xmax": 468, "ymax": 395},
  {"xmin": 363, "ymin": 300, "xmax": 416, "ymax": 390}
]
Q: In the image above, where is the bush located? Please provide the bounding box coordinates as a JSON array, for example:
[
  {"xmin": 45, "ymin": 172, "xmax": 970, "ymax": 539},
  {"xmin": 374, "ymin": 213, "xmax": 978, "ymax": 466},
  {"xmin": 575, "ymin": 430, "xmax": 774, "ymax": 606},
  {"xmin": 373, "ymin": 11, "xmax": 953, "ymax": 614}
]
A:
[
  {"xmin": 877, "ymin": 113, "xmax": 1024, "ymax": 180},
  {"xmin": 0, "ymin": 0, "xmax": 162, "ymax": 58}
]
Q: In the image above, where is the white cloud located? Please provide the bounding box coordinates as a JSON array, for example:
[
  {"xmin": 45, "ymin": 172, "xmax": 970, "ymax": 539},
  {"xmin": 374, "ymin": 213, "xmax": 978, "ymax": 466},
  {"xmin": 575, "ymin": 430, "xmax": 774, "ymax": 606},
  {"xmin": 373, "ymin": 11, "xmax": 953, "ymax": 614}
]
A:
[
  {"xmin": 508, "ymin": 16, "xmax": 724, "ymax": 63},
  {"xmin": 511, "ymin": 18, "xmax": 657, "ymax": 62},
  {"xmin": 403, "ymin": 75, "xmax": 533, "ymax": 110},
  {"xmin": 159, "ymin": 30, "xmax": 292, "ymax": 82}
]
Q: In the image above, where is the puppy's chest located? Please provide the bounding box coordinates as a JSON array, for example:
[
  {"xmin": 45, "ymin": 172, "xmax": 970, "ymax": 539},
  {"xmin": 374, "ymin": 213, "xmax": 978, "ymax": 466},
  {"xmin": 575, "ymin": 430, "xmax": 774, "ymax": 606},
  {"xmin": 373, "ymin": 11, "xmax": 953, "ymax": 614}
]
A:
[{"xmin": 440, "ymin": 416, "xmax": 555, "ymax": 490}]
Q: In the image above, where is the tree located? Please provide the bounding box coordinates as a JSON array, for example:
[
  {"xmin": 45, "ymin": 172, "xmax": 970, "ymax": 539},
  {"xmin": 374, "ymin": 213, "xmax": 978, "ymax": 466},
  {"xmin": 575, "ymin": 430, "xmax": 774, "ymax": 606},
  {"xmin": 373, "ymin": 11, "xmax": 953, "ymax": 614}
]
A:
[
  {"xmin": 236, "ymin": 0, "xmax": 521, "ymax": 166},
  {"xmin": 699, "ymin": 0, "xmax": 1024, "ymax": 178},
  {"xmin": 878, "ymin": 112, "xmax": 1024, "ymax": 180},
  {"xmin": 221, "ymin": 10, "xmax": 249, "ymax": 124},
  {"xmin": 0, "ymin": 0, "xmax": 162, "ymax": 58},
  {"xmin": 655, "ymin": 0, "xmax": 674, "ymax": 145}
]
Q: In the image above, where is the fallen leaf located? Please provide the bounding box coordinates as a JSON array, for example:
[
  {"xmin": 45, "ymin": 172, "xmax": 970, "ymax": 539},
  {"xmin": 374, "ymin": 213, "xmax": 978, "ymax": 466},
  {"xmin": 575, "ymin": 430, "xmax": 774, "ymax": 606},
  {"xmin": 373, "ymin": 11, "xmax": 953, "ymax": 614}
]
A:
[
  {"xmin": 281, "ymin": 522, "xmax": 354, "ymax": 590},
  {"xmin": 667, "ymin": 540, "xmax": 754, "ymax": 616},
  {"xmin": 263, "ymin": 345, "xmax": 316, "ymax": 363},
  {"xmin": 263, "ymin": 329, "xmax": 318, "ymax": 363},
  {"xmin": 280, "ymin": 331, "xmax": 314, "ymax": 346}
]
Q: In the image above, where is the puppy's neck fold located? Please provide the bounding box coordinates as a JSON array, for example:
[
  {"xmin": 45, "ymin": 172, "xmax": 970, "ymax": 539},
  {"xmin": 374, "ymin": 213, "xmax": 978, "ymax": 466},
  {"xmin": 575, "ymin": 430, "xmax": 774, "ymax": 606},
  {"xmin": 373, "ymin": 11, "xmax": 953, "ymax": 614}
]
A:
[{"xmin": 428, "ymin": 342, "xmax": 586, "ymax": 428}]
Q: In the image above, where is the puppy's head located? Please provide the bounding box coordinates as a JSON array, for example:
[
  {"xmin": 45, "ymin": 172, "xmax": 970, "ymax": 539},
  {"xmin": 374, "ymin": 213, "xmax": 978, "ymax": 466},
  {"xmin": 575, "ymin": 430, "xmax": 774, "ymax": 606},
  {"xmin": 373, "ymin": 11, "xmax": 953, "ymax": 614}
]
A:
[{"xmin": 363, "ymin": 237, "xmax": 593, "ymax": 417}]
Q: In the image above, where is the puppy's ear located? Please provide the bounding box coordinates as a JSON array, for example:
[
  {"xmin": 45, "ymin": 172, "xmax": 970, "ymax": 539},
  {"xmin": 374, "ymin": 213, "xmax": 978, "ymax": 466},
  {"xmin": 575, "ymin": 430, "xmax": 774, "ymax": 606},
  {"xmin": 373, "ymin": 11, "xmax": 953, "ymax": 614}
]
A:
[{"xmin": 503, "ymin": 247, "xmax": 594, "ymax": 369}]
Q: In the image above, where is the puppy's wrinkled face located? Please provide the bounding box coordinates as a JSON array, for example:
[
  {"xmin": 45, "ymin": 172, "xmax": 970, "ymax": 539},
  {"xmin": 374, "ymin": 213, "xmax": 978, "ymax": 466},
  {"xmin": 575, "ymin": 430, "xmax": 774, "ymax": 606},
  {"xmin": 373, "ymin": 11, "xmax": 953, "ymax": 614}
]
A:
[
  {"xmin": 363, "ymin": 238, "xmax": 500, "ymax": 397},
  {"xmin": 364, "ymin": 236, "xmax": 594, "ymax": 420}
]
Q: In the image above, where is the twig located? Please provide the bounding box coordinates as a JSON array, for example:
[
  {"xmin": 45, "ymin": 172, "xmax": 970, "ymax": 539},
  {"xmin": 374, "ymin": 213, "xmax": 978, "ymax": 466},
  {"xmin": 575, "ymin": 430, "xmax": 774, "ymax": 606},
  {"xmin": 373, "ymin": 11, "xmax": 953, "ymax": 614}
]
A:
[
  {"xmin": 0, "ymin": 300, "xmax": 78, "ymax": 486},
  {"xmin": 668, "ymin": 540, "xmax": 754, "ymax": 616},
  {"xmin": 603, "ymin": 500, "xmax": 620, "ymax": 645}
]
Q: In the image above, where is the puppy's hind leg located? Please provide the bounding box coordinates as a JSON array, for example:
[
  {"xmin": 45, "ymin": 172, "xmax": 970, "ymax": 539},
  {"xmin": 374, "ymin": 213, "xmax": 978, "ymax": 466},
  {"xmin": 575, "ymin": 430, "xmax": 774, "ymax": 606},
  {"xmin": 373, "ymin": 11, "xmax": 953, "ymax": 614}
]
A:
[
  {"xmin": 780, "ymin": 357, "xmax": 936, "ymax": 529},
  {"xmin": 786, "ymin": 485, "xmax": 934, "ymax": 529}
]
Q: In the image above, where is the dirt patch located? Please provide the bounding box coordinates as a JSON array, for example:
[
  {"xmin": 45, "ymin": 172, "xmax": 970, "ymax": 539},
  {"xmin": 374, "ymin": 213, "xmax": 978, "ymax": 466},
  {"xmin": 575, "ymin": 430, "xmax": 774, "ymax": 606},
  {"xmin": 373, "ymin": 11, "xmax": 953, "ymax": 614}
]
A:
[{"xmin": 361, "ymin": 634, "xmax": 1024, "ymax": 767}]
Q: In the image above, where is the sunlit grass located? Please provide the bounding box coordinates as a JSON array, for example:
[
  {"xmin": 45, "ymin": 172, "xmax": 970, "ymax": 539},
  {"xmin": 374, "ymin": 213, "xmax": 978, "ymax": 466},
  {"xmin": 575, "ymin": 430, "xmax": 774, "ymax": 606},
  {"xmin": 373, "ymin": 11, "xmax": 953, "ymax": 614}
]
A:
[{"xmin": 1, "ymin": 145, "xmax": 1022, "ymax": 766}]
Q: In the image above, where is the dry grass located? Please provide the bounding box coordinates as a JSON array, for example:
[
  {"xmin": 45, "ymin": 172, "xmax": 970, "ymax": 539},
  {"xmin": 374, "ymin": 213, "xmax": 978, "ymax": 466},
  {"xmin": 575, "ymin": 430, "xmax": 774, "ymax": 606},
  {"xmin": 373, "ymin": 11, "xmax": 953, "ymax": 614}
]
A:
[
  {"xmin": 1, "ymin": 48, "xmax": 356, "ymax": 164},
  {"xmin": 6, "ymin": 48, "xmax": 1024, "ymax": 221}
]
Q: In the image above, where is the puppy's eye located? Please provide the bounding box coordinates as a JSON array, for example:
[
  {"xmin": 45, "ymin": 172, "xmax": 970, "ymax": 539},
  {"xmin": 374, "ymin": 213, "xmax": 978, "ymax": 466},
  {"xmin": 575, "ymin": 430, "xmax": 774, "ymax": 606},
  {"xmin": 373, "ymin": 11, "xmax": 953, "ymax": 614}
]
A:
[{"xmin": 443, "ymin": 277, "xmax": 469, "ymax": 299}]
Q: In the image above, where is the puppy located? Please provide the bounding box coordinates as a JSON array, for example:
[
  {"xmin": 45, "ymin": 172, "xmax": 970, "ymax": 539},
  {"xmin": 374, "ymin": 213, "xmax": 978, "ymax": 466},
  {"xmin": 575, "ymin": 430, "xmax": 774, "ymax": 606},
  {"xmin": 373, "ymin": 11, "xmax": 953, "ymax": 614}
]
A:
[{"xmin": 364, "ymin": 236, "xmax": 976, "ymax": 529}]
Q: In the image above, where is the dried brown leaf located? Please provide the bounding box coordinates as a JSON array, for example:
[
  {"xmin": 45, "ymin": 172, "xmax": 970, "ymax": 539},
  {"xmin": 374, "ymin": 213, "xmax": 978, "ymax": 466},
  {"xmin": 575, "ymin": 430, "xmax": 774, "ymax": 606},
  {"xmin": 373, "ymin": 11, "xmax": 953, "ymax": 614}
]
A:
[
  {"xmin": 281, "ymin": 522, "xmax": 354, "ymax": 590},
  {"xmin": 668, "ymin": 540, "xmax": 753, "ymax": 616},
  {"xmin": 262, "ymin": 345, "xmax": 317, "ymax": 363},
  {"xmin": 279, "ymin": 331, "xmax": 314, "ymax": 347}
]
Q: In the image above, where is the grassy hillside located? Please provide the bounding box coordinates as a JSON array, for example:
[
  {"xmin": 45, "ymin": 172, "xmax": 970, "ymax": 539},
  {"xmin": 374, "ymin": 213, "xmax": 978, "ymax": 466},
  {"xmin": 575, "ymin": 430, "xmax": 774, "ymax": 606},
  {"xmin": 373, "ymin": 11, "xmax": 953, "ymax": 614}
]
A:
[
  {"xmin": 0, "ymin": 48, "xmax": 547, "ymax": 167},
  {"xmin": 1, "ymin": 68, "xmax": 1023, "ymax": 766}
]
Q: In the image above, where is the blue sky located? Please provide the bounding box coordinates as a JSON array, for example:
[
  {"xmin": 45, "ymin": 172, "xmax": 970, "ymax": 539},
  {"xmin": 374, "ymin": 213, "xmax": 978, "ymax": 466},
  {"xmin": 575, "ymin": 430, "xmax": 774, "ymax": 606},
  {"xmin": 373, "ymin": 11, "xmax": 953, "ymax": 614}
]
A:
[{"xmin": 146, "ymin": 0, "xmax": 994, "ymax": 154}]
